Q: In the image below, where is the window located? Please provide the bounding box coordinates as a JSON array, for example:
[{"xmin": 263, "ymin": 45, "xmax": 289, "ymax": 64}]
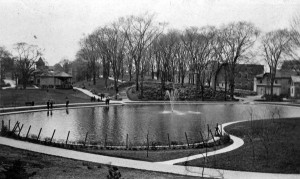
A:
[
  {"xmin": 275, "ymin": 80, "xmax": 278, "ymax": 84},
  {"xmin": 260, "ymin": 80, "xmax": 262, "ymax": 83}
]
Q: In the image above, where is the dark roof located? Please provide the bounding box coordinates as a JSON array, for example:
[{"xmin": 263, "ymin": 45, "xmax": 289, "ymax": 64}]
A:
[
  {"xmin": 54, "ymin": 72, "xmax": 72, "ymax": 78},
  {"xmin": 256, "ymin": 70, "xmax": 297, "ymax": 78},
  {"xmin": 38, "ymin": 71, "xmax": 72, "ymax": 78}
]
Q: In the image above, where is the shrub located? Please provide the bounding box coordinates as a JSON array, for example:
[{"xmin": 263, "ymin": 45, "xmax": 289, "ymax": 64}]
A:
[
  {"xmin": 1, "ymin": 160, "xmax": 36, "ymax": 179},
  {"xmin": 107, "ymin": 166, "xmax": 121, "ymax": 179},
  {"xmin": 0, "ymin": 126, "xmax": 8, "ymax": 136},
  {"xmin": 220, "ymin": 134, "xmax": 231, "ymax": 144}
]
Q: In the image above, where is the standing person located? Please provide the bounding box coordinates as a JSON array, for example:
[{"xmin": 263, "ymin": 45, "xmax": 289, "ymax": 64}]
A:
[
  {"xmin": 50, "ymin": 99, "xmax": 53, "ymax": 109},
  {"xmin": 105, "ymin": 96, "xmax": 110, "ymax": 105},
  {"xmin": 65, "ymin": 96, "xmax": 69, "ymax": 108},
  {"xmin": 46, "ymin": 100, "xmax": 50, "ymax": 110}
]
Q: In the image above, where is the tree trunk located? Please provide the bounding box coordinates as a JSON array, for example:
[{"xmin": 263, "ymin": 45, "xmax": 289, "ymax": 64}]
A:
[
  {"xmin": 151, "ymin": 64, "xmax": 154, "ymax": 80},
  {"xmin": 213, "ymin": 72, "xmax": 218, "ymax": 97},
  {"xmin": 181, "ymin": 74, "xmax": 185, "ymax": 87},
  {"xmin": 135, "ymin": 60, "xmax": 139, "ymax": 91},
  {"xmin": 93, "ymin": 71, "xmax": 96, "ymax": 85},
  {"xmin": 224, "ymin": 71, "xmax": 228, "ymax": 101}
]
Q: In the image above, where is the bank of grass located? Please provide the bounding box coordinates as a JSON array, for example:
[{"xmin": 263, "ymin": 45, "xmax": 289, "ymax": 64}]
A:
[
  {"xmin": 180, "ymin": 118, "xmax": 300, "ymax": 173},
  {"xmin": 0, "ymin": 88, "xmax": 90, "ymax": 107},
  {"xmin": 73, "ymin": 78, "xmax": 134, "ymax": 97},
  {"xmin": 0, "ymin": 145, "xmax": 202, "ymax": 179},
  {"xmin": 80, "ymin": 142, "xmax": 232, "ymax": 162}
]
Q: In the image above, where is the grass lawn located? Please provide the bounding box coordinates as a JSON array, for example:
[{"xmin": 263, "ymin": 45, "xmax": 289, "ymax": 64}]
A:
[
  {"xmin": 0, "ymin": 88, "xmax": 90, "ymax": 107},
  {"xmin": 79, "ymin": 142, "xmax": 231, "ymax": 162},
  {"xmin": 73, "ymin": 78, "xmax": 135, "ymax": 97},
  {"xmin": 179, "ymin": 118, "xmax": 300, "ymax": 173},
  {"xmin": 0, "ymin": 145, "xmax": 203, "ymax": 179}
]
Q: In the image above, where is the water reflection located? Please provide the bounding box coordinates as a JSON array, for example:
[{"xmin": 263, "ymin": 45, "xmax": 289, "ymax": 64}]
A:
[{"xmin": 1, "ymin": 104, "xmax": 300, "ymax": 145}]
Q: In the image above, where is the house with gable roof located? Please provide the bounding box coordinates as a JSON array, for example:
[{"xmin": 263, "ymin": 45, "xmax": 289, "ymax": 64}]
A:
[
  {"xmin": 290, "ymin": 76, "xmax": 300, "ymax": 99},
  {"xmin": 254, "ymin": 70, "xmax": 297, "ymax": 97}
]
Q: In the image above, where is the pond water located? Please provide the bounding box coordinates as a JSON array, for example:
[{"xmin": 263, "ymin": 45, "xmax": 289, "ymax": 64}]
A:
[{"xmin": 1, "ymin": 103, "xmax": 300, "ymax": 145}]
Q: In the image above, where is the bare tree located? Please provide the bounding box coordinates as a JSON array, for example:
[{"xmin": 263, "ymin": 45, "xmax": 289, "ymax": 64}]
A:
[
  {"xmin": 79, "ymin": 34, "xmax": 99, "ymax": 85},
  {"xmin": 124, "ymin": 13, "xmax": 163, "ymax": 92},
  {"xmin": 0, "ymin": 46, "xmax": 12, "ymax": 85},
  {"xmin": 290, "ymin": 12, "xmax": 300, "ymax": 47},
  {"xmin": 261, "ymin": 29, "xmax": 296, "ymax": 99},
  {"xmin": 157, "ymin": 31, "xmax": 181, "ymax": 93},
  {"xmin": 182, "ymin": 26, "xmax": 216, "ymax": 100},
  {"xmin": 221, "ymin": 22, "xmax": 259, "ymax": 100},
  {"xmin": 14, "ymin": 42, "xmax": 42, "ymax": 89}
]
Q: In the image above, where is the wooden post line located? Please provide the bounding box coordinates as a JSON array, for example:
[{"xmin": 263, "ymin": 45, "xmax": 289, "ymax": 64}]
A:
[
  {"xmin": 209, "ymin": 129, "xmax": 216, "ymax": 146},
  {"xmin": 50, "ymin": 129, "xmax": 56, "ymax": 143},
  {"xmin": 26, "ymin": 125, "xmax": 31, "ymax": 139},
  {"xmin": 167, "ymin": 133, "xmax": 171, "ymax": 148},
  {"xmin": 18, "ymin": 124, "xmax": 24, "ymax": 137},
  {"xmin": 104, "ymin": 134, "xmax": 107, "ymax": 148},
  {"xmin": 185, "ymin": 132, "xmax": 189, "ymax": 148},
  {"xmin": 66, "ymin": 131, "xmax": 70, "ymax": 145},
  {"xmin": 37, "ymin": 128, "xmax": 42, "ymax": 141},
  {"xmin": 126, "ymin": 134, "xmax": 128, "ymax": 149},
  {"xmin": 207, "ymin": 124, "xmax": 210, "ymax": 140},
  {"xmin": 146, "ymin": 133, "xmax": 149, "ymax": 157},
  {"xmin": 199, "ymin": 131, "xmax": 205, "ymax": 145},
  {"xmin": 12, "ymin": 121, "xmax": 19, "ymax": 133},
  {"xmin": 84, "ymin": 132, "xmax": 88, "ymax": 146}
]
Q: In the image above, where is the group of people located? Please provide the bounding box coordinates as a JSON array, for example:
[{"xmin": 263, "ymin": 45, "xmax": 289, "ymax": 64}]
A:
[{"xmin": 46, "ymin": 99, "xmax": 54, "ymax": 110}]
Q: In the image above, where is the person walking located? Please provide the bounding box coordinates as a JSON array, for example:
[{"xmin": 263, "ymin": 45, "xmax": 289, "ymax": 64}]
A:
[
  {"xmin": 46, "ymin": 100, "xmax": 50, "ymax": 110},
  {"xmin": 65, "ymin": 96, "xmax": 69, "ymax": 108},
  {"xmin": 50, "ymin": 99, "xmax": 53, "ymax": 109}
]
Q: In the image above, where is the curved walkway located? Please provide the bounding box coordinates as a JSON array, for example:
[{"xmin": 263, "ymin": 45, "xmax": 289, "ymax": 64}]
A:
[
  {"xmin": 73, "ymin": 87, "xmax": 125, "ymax": 104},
  {"xmin": 0, "ymin": 122, "xmax": 299, "ymax": 178},
  {"xmin": 157, "ymin": 121, "xmax": 244, "ymax": 165}
]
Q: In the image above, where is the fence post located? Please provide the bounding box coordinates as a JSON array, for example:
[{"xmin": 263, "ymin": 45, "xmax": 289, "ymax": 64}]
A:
[
  {"xmin": 126, "ymin": 134, "xmax": 128, "ymax": 149},
  {"xmin": 50, "ymin": 129, "xmax": 56, "ymax": 143},
  {"xmin": 185, "ymin": 132, "xmax": 189, "ymax": 148},
  {"xmin": 209, "ymin": 129, "xmax": 216, "ymax": 146},
  {"xmin": 220, "ymin": 124, "xmax": 223, "ymax": 136},
  {"xmin": 12, "ymin": 121, "xmax": 19, "ymax": 133},
  {"xmin": 18, "ymin": 124, "xmax": 24, "ymax": 137},
  {"xmin": 199, "ymin": 131, "xmax": 205, "ymax": 145},
  {"xmin": 66, "ymin": 131, "xmax": 70, "ymax": 145},
  {"xmin": 207, "ymin": 124, "xmax": 210, "ymax": 140},
  {"xmin": 167, "ymin": 133, "xmax": 171, "ymax": 148},
  {"xmin": 37, "ymin": 128, "xmax": 42, "ymax": 141},
  {"xmin": 84, "ymin": 132, "xmax": 88, "ymax": 146},
  {"xmin": 25, "ymin": 125, "xmax": 31, "ymax": 139},
  {"xmin": 8, "ymin": 120, "xmax": 10, "ymax": 131},
  {"xmin": 147, "ymin": 133, "xmax": 149, "ymax": 157},
  {"xmin": 104, "ymin": 134, "xmax": 107, "ymax": 148}
]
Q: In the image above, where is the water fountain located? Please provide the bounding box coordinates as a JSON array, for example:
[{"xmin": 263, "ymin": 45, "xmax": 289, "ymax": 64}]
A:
[
  {"xmin": 164, "ymin": 88, "xmax": 201, "ymax": 115},
  {"xmin": 165, "ymin": 89, "xmax": 179, "ymax": 112}
]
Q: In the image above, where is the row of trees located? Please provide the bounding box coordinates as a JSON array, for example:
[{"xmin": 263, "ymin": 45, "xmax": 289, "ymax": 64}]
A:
[
  {"xmin": 75, "ymin": 13, "xmax": 300, "ymax": 99},
  {"xmin": 0, "ymin": 43, "xmax": 42, "ymax": 89},
  {"xmin": 1, "ymin": 13, "xmax": 299, "ymax": 99}
]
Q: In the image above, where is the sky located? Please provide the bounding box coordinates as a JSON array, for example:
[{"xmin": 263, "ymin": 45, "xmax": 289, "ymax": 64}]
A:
[{"xmin": 0, "ymin": 0, "xmax": 299, "ymax": 65}]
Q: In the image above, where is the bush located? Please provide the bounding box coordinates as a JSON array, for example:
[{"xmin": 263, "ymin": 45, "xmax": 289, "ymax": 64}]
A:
[
  {"xmin": 1, "ymin": 160, "xmax": 36, "ymax": 179},
  {"xmin": 220, "ymin": 134, "xmax": 231, "ymax": 144},
  {"xmin": 261, "ymin": 94, "xmax": 283, "ymax": 101},
  {"xmin": 0, "ymin": 126, "xmax": 8, "ymax": 136},
  {"xmin": 107, "ymin": 166, "xmax": 121, "ymax": 179}
]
